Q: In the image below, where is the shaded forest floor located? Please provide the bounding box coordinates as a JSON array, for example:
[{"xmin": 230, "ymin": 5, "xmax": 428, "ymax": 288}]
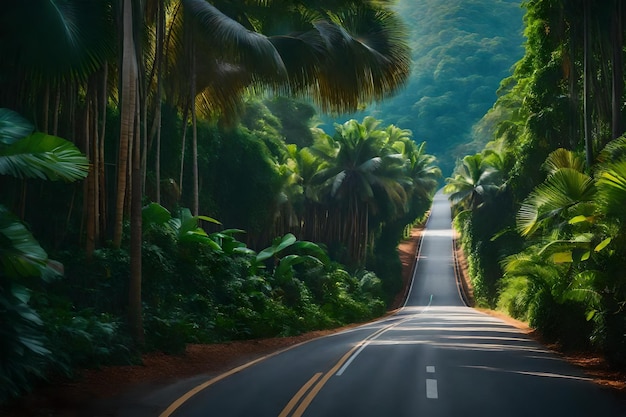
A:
[{"xmin": 3, "ymin": 225, "xmax": 626, "ymax": 416}]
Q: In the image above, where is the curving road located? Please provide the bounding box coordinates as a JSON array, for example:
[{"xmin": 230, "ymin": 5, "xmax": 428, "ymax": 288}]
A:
[{"xmin": 131, "ymin": 192, "xmax": 624, "ymax": 417}]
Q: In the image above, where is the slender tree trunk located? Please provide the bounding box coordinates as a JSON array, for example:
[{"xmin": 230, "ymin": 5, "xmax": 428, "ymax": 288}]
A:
[
  {"xmin": 154, "ymin": 0, "xmax": 165, "ymax": 204},
  {"xmin": 179, "ymin": 104, "xmax": 189, "ymax": 196},
  {"xmin": 43, "ymin": 84, "xmax": 50, "ymax": 133},
  {"xmin": 130, "ymin": 92, "xmax": 144, "ymax": 345},
  {"xmin": 191, "ymin": 42, "xmax": 199, "ymax": 216},
  {"xmin": 53, "ymin": 86, "xmax": 60, "ymax": 136},
  {"xmin": 100, "ymin": 64, "xmax": 108, "ymax": 239},
  {"xmin": 568, "ymin": 17, "xmax": 579, "ymax": 150},
  {"xmin": 117, "ymin": 0, "xmax": 143, "ymax": 344},
  {"xmin": 583, "ymin": 0, "xmax": 594, "ymax": 167},
  {"xmin": 85, "ymin": 89, "xmax": 96, "ymax": 259},
  {"xmin": 612, "ymin": 0, "xmax": 624, "ymax": 139},
  {"xmin": 113, "ymin": 0, "xmax": 138, "ymax": 249}
]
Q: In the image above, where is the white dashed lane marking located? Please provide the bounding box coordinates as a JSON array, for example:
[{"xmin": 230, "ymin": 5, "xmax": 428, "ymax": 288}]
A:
[{"xmin": 426, "ymin": 366, "xmax": 438, "ymax": 399}]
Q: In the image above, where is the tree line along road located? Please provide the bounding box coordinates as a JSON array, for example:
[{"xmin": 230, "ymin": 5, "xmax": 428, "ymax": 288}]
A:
[{"xmin": 122, "ymin": 192, "xmax": 625, "ymax": 417}]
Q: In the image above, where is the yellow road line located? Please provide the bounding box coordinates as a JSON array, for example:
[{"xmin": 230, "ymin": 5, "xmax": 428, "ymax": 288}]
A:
[
  {"xmin": 287, "ymin": 321, "xmax": 409, "ymax": 417},
  {"xmin": 291, "ymin": 345, "xmax": 362, "ymax": 417},
  {"xmin": 159, "ymin": 341, "xmax": 310, "ymax": 417},
  {"xmin": 160, "ymin": 307, "xmax": 424, "ymax": 417},
  {"xmin": 278, "ymin": 372, "xmax": 323, "ymax": 417}
]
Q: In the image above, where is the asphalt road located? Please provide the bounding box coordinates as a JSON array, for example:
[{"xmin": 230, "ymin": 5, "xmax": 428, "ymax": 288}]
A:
[{"xmin": 142, "ymin": 192, "xmax": 625, "ymax": 417}]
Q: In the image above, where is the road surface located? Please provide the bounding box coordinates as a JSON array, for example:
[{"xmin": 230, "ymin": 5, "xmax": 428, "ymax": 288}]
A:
[{"xmin": 134, "ymin": 192, "xmax": 624, "ymax": 417}]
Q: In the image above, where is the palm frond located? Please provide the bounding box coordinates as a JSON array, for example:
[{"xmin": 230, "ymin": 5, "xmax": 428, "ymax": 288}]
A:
[
  {"xmin": 182, "ymin": 0, "xmax": 287, "ymax": 79},
  {"xmin": 311, "ymin": 5, "xmax": 410, "ymax": 112},
  {"xmin": 0, "ymin": 133, "xmax": 90, "ymax": 182},
  {"xmin": 543, "ymin": 148, "xmax": 585, "ymax": 175},
  {"xmin": 0, "ymin": 108, "xmax": 34, "ymax": 146},
  {"xmin": 2, "ymin": 0, "xmax": 114, "ymax": 83},
  {"xmin": 597, "ymin": 160, "xmax": 626, "ymax": 222}
]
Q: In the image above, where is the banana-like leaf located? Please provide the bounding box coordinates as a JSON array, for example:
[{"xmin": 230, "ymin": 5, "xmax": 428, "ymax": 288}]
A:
[
  {"xmin": 142, "ymin": 203, "xmax": 172, "ymax": 228},
  {"xmin": 256, "ymin": 233, "xmax": 298, "ymax": 262},
  {"xmin": 290, "ymin": 241, "xmax": 330, "ymax": 264},
  {"xmin": 274, "ymin": 254, "xmax": 322, "ymax": 284}
]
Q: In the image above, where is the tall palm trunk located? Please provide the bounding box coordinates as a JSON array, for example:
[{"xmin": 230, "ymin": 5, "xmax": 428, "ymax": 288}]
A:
[
  {"xmin": 99, "ymin": 64, "xmax": 108, "ymax": 239},
  {"xmin": 583, "ymin": 0, "xmax": 593, "ymax": 167},
  {"xmin": 130, "ymin": 94, "xmax": 144, "ymax": 345},
  {"xmin": 611, "ymin": 0, "xmax": 624, "ymax": 139},
  {"xmin": 118, "ymin": 0, "xmax": 143, "ymax": 344},
  {"xmin": 153, "ymin": 0, "xmax": 165, "ymax": 204},
  {"xmin": 190, "ymin": 42, "xmax": 199, "ymax": 216},
  {"xmin": 113, "ymin": 0, "xmax": 138, "ymax": 249}
]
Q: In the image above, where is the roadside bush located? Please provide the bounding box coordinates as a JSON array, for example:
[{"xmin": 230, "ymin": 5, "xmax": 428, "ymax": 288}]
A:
[{"xmin": 41, "ymin": 306, "xmax": 132, "ymax": 371}]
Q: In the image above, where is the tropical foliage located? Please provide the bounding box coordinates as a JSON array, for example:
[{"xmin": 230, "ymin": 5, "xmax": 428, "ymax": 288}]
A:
[
  {"xmin": 0, "ymin": 0, "xmax": 442, "ymax": 405},
  {"xmin": 447, "ymin": 0, "xmax": 626, "ymax": 365}
]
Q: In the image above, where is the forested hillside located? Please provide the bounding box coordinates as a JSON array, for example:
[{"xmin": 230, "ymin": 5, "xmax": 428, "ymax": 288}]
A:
[
  {"xmin": 446, "ymin": 0, "xmax": 626, "ymax": 366},
  {"xmin": 322, "ymin": 0, "xmax": 525, "ymax": 175}
]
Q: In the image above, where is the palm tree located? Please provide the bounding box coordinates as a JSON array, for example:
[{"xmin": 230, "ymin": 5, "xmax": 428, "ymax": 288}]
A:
[
  {"xmin": 310, "ymin": 117, "xmax": 410, "ymax": 264},
  {"xmin": 444, "ymin": 153, "xmax": 501, "ymax": 211},
  {"xmin": 2, "ymin": 0, "xmax": 412, "ymax": 343},
  {"xmin": 516, "ymin": 149, "xmax": 595, "ymax": 237},
  {"xmin": 162, "ymin": 0, "xmax": 410, "ymax": 215}
]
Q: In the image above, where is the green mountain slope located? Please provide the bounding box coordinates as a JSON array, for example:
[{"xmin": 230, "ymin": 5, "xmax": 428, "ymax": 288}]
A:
[{"xmin": 322, "ymin": 0, "xmax": 524, "ymax": 175}]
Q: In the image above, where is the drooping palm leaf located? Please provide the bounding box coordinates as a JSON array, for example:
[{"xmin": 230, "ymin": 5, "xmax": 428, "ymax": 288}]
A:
[
  {"xmin": 182, "ymin": 0, "xmax": 287, "ymax": 79},
  {"xmin": 517, "ymin": 168, "xmax": 596, "ymax": 236},
  {"xmin": 0, "ymin": 133, "xmax": 89, "ymax": 182},
  {"xmin": 543, "ymin": 148, "xmax": 585, "ymax": 174},
  {"xmin": 2, "ymin": 0, "xmax": 113, "ymax": 83},
  {"xmin": 313, "ymin": 6, "xmax": 410, "ymax": 112},
  {"xmin": 596, "ymin": 160, "xmax": 626, "ymax": 222}
]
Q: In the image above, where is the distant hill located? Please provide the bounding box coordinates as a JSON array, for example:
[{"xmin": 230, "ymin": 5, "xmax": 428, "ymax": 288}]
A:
[{"xmin": 320, "ymin": 0, "xmax": 525, "ymax": 176}]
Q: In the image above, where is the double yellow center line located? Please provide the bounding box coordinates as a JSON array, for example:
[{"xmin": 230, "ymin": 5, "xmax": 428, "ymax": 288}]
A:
[
  {"xmin": 161, "ymin": 298, "xmax": 431, "ymax": 417},
  {"xmin": 278, "ymin": 313, "xmax": 417, "ymax": 417}
]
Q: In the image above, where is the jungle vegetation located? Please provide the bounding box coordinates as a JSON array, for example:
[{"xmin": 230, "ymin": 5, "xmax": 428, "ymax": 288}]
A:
[
  {"xmin": 445, "ymin": 0, "xmax": 626, "ymax": 366},
  {"xmin": 0, "ymin": 0, "xmax": 441, "ymax": 403},
  {"xmin": 322, "ymin": 0, "xmax": 525, "ymax": 175}
]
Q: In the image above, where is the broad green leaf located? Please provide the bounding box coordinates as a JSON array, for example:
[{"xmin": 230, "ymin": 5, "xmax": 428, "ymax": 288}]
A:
[
  {"xmin": 142, "ymin": 203, "xmax": 172, "ymax": 228},
  {"xmin": 179, "ymin": 231, "xmax": 222, "ymax": 251},
  {"xmin": 586, "ymin": 310, "xmax": 597, "ymax": 321},
  {"xmin": 290, "ymin": 241, "xmax": 329, "ymax": 264},
  {"xmin": 275, "ymin": 233, "xmax": 297, "ymax": 252},
  {"xmin": 256, "ymin": 246, "xmax": 277, "ymax": 262},
  {"xmin": 257, "ymin": 233, "xmax": 298, "ymax": 262},
  {"xmin": 274, "ymin": 255, "xmax": 322, "ymax": 284}
]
